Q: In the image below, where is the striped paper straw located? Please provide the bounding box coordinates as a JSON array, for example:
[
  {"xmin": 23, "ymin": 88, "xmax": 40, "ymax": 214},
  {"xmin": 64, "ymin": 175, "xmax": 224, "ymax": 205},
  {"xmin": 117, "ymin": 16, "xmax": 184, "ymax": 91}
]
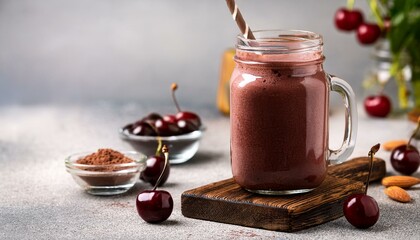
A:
[{"xmin": 225, "ymin": 0, "xmax": 255, "ymax": 40}]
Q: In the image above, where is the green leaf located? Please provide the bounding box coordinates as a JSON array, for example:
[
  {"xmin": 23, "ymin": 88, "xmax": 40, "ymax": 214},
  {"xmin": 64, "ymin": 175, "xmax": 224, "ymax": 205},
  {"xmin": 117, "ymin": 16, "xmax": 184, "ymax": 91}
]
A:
[
  {"xmin": 384, "ymin": 0, "xmax": 420, "ymax": 80},
  {"xmin": 392, "ymin": 12, "xmax": 405, "ymax": 25}
]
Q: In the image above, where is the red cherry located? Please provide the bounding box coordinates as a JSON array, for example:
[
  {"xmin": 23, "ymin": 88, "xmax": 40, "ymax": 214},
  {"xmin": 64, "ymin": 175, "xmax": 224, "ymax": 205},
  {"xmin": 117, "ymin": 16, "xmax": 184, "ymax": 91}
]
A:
[
  {"xmin": 390, "ymin": 145, "xmax": 420, "ymax": 175},
  {"xmin": 343, "ymin": 144, "xmax": 380, "ymax": 229},
  {"xmin": 334, "ymin": 8, "xmax": 364, "ymax": 31},
  {"xmin": 155, "ymin": 119, "xmax": 180, "ymax": 136},
  {"xmin": 177, "ymin": 119, "xmax": 199, "ymax": 134},
  {"xmin": 122, "ymin": 113, "xmax": 161, "ymax": 136},
  {"xmin": 136, "ymin": 190, "xmax": 173, "ymax": 223},
  {"xmin": 357, "ymin": 23, "xmax": 381, "ymax": 45},
  {"xmin": 131, "ymin": 121, "xmax": 156, "ymax": 136},
  {"xmin": 140, "ymin": 155, "xmax": 170, "ymax": 186},
  {"xmin": 364, "ymin": 95, "xmax": 391, "ymax": 118},
  {"xmin": 136, "ymin": 145, "xmax": 172, "ymax": 224},
  {"xmin": 170, "ymin": 83, "xmax": 202, "ymax": 131},
  {"xmin": 175, "ymin": 111, "xmax": 201, "ymax": 128},
  {"xmin": 343, "ymin": 193, "xmax": 379, "ymax": 229},
  {"xmin": 163, "ymin": 114, "xmax": 177, "ymax": 124},
  {"xmin": 141, "ymin": 113, "xmax": 162, "ymax": 122}
]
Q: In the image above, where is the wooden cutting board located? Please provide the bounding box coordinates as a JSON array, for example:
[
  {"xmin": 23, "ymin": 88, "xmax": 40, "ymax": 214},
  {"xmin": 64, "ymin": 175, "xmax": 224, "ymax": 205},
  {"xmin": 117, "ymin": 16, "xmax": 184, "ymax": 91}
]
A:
[{"xmin": 181, "ymin": 157, "xmax": 386, "ymax": 232}]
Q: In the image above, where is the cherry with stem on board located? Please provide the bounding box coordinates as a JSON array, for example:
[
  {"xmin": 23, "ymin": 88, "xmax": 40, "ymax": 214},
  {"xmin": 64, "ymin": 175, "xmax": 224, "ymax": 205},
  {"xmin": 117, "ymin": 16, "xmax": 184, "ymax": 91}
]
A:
[
  {"xmin": 136, "ymin": 145, "xmax": 173, "ymax": 223},
  {"xmin": 343, "ymin": 144, "xmax": 380, "ymax": 229}
]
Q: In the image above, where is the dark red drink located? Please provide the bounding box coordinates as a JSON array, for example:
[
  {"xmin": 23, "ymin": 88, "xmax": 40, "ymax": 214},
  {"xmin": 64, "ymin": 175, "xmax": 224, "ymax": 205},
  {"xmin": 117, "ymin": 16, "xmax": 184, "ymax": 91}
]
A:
[{"xmin": 230, "ymin": 30, "xmax": 357, "ymax": 195}]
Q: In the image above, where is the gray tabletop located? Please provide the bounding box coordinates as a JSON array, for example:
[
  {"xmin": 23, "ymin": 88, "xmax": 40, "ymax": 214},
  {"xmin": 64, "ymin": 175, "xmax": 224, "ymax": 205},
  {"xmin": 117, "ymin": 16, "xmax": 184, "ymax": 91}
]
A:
[{"xmin": 1, "ymin": 103, "xmax": 419, "ymax": 239}]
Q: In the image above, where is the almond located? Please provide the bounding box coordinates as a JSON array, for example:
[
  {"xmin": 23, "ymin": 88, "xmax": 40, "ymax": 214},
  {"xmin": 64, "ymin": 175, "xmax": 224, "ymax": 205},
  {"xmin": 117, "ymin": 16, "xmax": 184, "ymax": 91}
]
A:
[
  {"xmin": 383, "ymin": 140, "xmax": 408, "ymax": 151},
  {"xmin": 382, "ymin": 176, "xmax": 420, "ymax": 188},
  {"xmin": 384, "ymin": 186, "xmax": 411, "ymax": 203}
]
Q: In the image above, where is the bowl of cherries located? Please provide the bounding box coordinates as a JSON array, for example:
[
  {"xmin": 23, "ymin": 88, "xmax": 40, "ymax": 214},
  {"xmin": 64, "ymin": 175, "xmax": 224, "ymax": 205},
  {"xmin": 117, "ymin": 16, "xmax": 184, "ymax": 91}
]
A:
[{"xmin": 119, "ymin": 83, "xmax": 204, "ymax": 164}]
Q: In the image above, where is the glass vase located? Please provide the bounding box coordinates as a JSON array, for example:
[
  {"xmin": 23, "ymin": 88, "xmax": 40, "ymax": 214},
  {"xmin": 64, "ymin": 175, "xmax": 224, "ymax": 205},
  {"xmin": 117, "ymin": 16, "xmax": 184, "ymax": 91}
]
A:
[{"xmin": 363, "ymin": 39, "xmax": 412, "ymax": 114}]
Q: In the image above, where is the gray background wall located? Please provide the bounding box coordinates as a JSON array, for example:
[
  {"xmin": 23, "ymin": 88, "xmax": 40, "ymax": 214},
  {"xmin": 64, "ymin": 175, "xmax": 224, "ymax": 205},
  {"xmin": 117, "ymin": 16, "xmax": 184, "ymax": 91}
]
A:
[{"xmin": 0, "ymin": 0, "xmax": 372, "ymax": 108}]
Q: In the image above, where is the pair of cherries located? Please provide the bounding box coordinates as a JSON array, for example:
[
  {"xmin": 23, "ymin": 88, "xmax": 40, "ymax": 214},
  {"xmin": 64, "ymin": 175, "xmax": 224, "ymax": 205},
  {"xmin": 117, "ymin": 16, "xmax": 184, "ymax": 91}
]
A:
[
  {"xmin": 124, "ymin": 83, "xmax": 202, "ymax": 136},
  {"xmin": 334, "ymin": 3, "xmax": 386, "ymax": 45},
  {"xmin": 135, "ymin": 83, "xmax": 202, "ymax": 224},
  {"xmin": 136, "ymin": 145, "xmax": 173, "ymax": 223}
]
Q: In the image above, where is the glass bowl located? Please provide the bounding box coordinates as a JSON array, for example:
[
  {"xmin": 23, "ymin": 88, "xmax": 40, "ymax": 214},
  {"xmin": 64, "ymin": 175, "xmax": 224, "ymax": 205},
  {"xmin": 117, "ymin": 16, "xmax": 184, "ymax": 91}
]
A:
[
  {"xmin": 65, "ymin": 151, "xmax": 147, "ymax": 195},
  {"xmin": 119, "ymin": 128, "xmax": 204, "ymax": 164}
]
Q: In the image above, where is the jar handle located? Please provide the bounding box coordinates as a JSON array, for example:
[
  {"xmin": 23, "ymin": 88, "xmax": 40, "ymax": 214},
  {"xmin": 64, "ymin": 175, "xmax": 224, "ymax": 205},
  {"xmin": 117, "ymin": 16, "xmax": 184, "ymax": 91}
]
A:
[{"xmin": 327, "ymin": 74, "xmax": 358, "ymax": 165}]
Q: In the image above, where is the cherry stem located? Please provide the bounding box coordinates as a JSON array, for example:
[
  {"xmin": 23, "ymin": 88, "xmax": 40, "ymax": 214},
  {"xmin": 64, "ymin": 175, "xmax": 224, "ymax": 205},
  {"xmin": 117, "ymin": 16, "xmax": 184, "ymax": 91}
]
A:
[
  {"xmin": 155, "ymin": 136, "xmax": 162, "ymax": 156},
  {"xmin": 378, "ymin": 82, "xmax": 386, "ymax": 95},
  {"xmin": 144, "ymin": 121, "xmax": 162, "ymax": 155},
  {"xmin": 347, "ymin": 0, "xmax": 355, "ymax": 10},
  {"xmin": 368, "ymin": 0, "xmax": 384, "ymax": 28},
  {"xmin": 407, "ymin": 117, "xmax": 420, "ymax": 150},
  {"xmin": 153, "ymin": 145, "xmax": 169, "ymax": 191},
  {"xmin": 366, "ymin": 143, "xmax": 380, "ymax": 194},
  {"xmin": 171, "ymin": 83, "xmax": 182, "ymax": 112}
]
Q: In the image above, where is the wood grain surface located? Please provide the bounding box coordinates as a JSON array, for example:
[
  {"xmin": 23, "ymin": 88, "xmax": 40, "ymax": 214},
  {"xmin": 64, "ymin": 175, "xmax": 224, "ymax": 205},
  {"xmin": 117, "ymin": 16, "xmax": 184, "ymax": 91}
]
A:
[{"xmin": 181, "ymin": 157, "xmax": 386, "ymax": 232}]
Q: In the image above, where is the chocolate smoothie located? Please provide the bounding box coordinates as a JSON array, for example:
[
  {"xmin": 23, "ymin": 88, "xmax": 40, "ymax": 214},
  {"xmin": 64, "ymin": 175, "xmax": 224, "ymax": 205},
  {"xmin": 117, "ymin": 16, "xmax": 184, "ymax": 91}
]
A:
[{"xmin": 230, "ymin": 31, "xmax": 330, "ymax": 193}]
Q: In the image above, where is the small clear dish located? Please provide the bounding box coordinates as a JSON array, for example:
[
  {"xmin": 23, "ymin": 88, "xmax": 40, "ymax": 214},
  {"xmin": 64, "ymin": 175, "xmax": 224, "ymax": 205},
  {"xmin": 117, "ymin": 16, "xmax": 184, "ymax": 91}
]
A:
[
  {"xmin": 65, "ymin": 151, "xmax": 147, "ymax": 195},
  {"xmin": 119, "ymin": 128, "xmax": 204, "ymax": 164}
]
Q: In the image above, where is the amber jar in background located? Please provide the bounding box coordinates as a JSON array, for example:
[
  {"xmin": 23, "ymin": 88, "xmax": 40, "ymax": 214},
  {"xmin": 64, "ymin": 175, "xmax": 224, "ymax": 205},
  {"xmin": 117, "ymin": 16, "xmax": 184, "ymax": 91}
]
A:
[{"xmin": 217, "ymin": 48, "xmax": 235, "ymax": 115}]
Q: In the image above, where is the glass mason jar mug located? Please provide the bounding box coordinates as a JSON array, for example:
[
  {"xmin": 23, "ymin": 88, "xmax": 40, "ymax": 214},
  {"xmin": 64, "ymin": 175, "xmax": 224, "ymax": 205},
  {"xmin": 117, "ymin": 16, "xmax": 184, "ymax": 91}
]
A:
[{"xmin": 230, "ymin": 30, "xmax": 358, "ymax": 195}]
